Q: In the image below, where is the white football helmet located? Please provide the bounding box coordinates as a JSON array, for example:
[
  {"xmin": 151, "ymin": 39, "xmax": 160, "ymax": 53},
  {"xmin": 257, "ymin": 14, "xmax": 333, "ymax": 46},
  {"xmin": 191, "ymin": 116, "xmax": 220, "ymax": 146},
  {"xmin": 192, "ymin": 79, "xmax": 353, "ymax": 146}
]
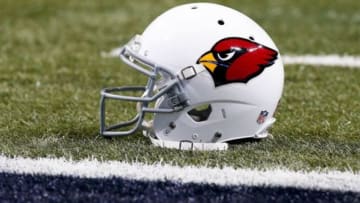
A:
[{"xmin": 100, "ymin": 3, "xmax": 284, "ymax": 150}]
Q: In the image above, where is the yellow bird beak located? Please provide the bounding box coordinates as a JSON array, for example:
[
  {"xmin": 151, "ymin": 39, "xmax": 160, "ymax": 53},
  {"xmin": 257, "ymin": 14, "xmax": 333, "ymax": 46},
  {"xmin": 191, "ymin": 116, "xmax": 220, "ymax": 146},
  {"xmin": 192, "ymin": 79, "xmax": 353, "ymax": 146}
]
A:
[{"xmin": 198, "ymin": 52, "xmax": 217, "ymax": 73}]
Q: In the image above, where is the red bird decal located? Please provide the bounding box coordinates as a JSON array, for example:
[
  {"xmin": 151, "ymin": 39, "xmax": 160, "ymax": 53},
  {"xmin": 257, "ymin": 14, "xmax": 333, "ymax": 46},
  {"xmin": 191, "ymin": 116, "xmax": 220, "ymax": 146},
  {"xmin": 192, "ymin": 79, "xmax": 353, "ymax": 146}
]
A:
[{"xmin": 197, "ymin": 37, "xmax": 278, "ymax": 86}]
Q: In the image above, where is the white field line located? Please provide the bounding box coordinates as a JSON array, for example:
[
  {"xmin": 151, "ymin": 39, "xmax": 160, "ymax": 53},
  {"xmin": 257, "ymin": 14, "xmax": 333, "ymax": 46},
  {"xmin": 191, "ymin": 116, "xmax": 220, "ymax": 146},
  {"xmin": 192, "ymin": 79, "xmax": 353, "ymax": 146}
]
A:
[
  {"xmin": 282, "ymin": 55, "xmax": 360, "ymax": 68},
  {"xmin": 100, "ymin": 48, "xmax": 360, "ymax": 68},
  {"xmin": 0, "ymin": 155, "xmax": 359, "ymax": 192}
]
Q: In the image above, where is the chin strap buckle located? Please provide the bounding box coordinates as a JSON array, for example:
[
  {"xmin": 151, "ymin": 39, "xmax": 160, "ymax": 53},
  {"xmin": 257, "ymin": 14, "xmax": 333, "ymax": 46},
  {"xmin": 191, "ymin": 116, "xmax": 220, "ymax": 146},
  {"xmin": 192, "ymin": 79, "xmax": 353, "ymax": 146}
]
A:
[
  {"xmin": 167, "ymin": 93, "xmax": 187, "ymax": 108},
  {"xmin": 181, "ymin": 66, "xmax": 197, "ymax": 80},
  {"xmin": 179, "ymin": 140, "xmax": 194, "ymax": 150},
  {"xmin": 180, "ymin": 65, "xmax": 206, "ymax": 80}
]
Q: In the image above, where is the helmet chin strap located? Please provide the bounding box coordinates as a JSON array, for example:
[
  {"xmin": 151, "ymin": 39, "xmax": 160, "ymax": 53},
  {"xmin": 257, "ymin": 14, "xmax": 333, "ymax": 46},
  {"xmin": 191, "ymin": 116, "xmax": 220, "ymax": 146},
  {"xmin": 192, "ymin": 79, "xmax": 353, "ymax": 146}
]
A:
[
  {"xmin": 148, "ymin": 136, "xmax": 229, "ymax": 151},
  {"xmin": 141, "ymin": 120, "xmax": 228, "ymax": 151},
  {"xmin": 254, "ymin": 118, "xmax": 276, "ymax": 139},
  {"xmin": 141, "ymin": 118, "xmax": 275, "ymax": 151}
]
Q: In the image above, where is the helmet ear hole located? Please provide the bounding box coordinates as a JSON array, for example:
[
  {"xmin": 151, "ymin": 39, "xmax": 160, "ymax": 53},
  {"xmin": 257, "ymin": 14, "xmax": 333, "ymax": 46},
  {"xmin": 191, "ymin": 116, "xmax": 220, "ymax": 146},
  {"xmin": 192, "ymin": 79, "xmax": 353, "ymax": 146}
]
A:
[{"xmin": 187, "ymin": 104, "xmax": 212, "ymax": 122}]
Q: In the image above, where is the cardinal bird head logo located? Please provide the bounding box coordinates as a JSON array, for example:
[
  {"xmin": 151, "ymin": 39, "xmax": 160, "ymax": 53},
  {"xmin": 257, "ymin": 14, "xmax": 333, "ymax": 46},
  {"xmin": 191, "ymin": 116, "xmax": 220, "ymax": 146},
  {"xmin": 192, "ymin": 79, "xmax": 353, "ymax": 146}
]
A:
[{"xmin": 197, "ymin": 37, "xmax": 278, "ymax": 87}]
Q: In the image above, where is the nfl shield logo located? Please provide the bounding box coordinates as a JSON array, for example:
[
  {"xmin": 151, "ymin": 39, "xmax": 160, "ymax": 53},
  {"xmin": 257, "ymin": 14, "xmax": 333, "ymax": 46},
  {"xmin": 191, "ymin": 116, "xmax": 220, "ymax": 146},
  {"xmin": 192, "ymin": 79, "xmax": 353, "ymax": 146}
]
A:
[{"xmin": 257, "ymin": 110, "xmax": 269, "ymax": 124}]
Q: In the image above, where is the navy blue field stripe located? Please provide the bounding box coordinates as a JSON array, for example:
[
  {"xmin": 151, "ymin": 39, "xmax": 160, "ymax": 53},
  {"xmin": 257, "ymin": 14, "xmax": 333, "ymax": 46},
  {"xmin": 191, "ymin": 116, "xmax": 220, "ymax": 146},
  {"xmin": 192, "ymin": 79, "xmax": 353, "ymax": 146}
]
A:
[{"xmin": 0, "ymin": 172, "xmax": 359, "ymax": 203}]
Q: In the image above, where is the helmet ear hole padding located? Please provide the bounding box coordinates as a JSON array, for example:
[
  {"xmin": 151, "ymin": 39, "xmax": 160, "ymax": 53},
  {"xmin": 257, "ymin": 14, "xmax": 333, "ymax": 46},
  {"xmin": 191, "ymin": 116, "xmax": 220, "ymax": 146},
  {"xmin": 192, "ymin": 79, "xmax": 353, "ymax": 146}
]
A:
[{"xmin": 187, "ymin": 104, "xmax": 212, "ymax": 122}]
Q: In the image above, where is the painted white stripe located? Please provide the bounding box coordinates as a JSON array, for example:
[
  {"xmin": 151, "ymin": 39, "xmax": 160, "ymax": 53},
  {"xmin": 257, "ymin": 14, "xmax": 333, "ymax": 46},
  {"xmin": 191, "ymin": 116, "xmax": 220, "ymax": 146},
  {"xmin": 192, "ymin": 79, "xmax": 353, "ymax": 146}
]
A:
[
  {"xmin": 283, "ymin": 55, "xmax": 360, "ymax": 68},
  {"xmin": 100, "ymin": 48, "xmax": 360, "ymax": 68},
  {"xmin": 0, "ymin": 155, "xmax": 359, "ymax": 192}
]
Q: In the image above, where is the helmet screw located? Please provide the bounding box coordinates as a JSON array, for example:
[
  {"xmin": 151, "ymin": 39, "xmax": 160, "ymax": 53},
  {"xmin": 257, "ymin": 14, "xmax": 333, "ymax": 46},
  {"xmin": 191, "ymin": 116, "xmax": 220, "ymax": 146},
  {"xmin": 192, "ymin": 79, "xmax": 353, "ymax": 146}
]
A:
[
  {"xmin": 214, "ymin": 132, "xmax": 222, "ymax": 138},
  {"xmin": 169, "ymin": 122, "xmax": 176, "ymax": 129},
  {"xmin": 192, "ymin": 133, "xmax": 198, "ymax": 140},
  {"xmin": 218, "ymin": 19, "xmax": 225, "ymax": 25}
]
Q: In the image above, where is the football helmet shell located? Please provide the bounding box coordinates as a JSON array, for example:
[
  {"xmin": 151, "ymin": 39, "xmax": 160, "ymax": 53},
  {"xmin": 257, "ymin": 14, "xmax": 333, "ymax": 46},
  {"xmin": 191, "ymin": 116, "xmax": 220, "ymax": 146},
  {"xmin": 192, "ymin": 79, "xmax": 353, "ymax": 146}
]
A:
[{"xmin": 100, "ymin": 3, "xmax": 284, "ymax": 150}]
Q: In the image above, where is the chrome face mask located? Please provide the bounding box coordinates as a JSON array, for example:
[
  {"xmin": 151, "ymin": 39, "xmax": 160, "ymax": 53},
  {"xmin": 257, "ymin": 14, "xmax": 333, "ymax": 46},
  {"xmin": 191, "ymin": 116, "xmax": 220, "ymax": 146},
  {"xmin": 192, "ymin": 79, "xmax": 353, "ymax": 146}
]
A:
[{"xmin": 99, "ymin": 36, "xmax": 188, "ymax": 137}]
